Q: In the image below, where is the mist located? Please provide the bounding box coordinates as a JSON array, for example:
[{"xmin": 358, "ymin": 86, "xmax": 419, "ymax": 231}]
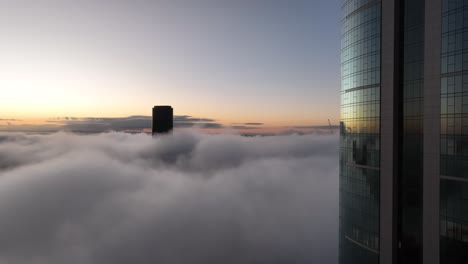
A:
[{"xmin": 0, "ymin": 131, "xmax": 338, "ymax": 264}]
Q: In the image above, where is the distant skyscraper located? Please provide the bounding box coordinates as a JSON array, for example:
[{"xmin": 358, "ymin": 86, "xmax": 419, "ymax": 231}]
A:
[
  {"xmin": 152, "ymin": 106, "xmax": 173, "ymax": 135},
  {"xmin": 340, "ymin": 1, "xmax": 467, "ymax": 264}
]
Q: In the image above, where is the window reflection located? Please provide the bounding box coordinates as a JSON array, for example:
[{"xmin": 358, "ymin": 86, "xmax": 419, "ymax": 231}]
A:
[
  {"xmin": 440, "ymin": 76, "xmax": 468, "ymax": 178},
  {"xmin": 340, "ymin": 0, "xmax": 381, "ymax": 263},
  {"xmin": 440, "ymin": 2, "xmax": 468, "ymax": 263}
]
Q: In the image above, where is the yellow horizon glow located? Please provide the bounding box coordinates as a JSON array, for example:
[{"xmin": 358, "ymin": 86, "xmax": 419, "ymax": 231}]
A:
[{"xmin": 0, "ymin": 50, "xmax": 333, "ymax": 127}]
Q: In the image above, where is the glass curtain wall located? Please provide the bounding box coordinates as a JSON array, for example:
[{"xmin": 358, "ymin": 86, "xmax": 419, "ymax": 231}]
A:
[
  {"xmin": 339, "ymin": 0, "xmax": 381, "ymax": 263},
  {"xmin": 398, "ymin": 0, "xmax": 424, "ymax": 263},
  {"xmin": 440, "ymin": 0, "xmax": 468, "ymax": 263}
]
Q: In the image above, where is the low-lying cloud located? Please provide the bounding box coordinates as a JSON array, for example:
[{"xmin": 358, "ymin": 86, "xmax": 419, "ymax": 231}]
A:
[
  {"xmin": 48, "ymin": 115, "xmax": 224, "ymax": 132},
  {"xmin": 0, "ymin": 131, "xmax": 338, "ymax": 264}
]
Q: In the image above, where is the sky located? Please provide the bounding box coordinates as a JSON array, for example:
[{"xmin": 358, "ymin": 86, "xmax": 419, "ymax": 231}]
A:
[
  {"xmin": 0, "ymin": 0, "xmax": 341, "ymax": 128},
  {"xmin": 0, "ymin": 131, "xmax": 338, "ymax": 264}
]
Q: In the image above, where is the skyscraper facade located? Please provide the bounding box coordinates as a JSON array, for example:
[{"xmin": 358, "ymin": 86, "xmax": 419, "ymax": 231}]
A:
[
  {"xmin": 339, "ymin": 1, "xmax": 468, "ymax": 264},
  {"xmin": 152, "ymin": 106, "xmax": 174, "ymax": 134}
]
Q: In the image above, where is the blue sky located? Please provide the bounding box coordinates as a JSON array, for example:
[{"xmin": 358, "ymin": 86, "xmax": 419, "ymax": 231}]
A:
[{"xmin": 0, "ymin": 0, "xmax": 341, "ymax": 127}]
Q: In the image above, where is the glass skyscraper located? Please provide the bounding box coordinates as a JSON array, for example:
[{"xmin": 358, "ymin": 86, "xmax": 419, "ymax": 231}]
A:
[
  {"xmin": 340, "ymin": 0, "xmax": 381, "ymax": 263},
  {"xmin": 339, "ymin": 0, "xmax": 468, "ymax": 263}
]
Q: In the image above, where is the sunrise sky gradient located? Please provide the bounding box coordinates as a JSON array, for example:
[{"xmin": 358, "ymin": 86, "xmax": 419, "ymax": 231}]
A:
[{"xmin": 0, "ymin": 0, "xmax": 340, "ymax": 128}]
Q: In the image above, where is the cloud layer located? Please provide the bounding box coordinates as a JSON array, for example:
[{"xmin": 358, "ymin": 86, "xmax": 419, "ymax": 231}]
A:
[{"xmin": 0, "ymin": 131, "xmax": 338, "ymax": 264}]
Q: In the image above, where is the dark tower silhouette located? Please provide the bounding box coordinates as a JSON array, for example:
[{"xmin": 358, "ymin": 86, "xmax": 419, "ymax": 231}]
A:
[{"xmin": 152, "ymin": 106, "xmax": 173, "ymax": 135}]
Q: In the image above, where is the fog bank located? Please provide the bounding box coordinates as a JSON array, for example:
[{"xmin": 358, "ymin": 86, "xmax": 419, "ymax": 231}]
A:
[{"xmin": 0, "ymin": 131, "xmax": 338, "ymax": 264}]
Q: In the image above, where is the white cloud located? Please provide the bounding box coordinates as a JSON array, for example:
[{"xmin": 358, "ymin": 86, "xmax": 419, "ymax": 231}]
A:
[{"xmin": 0, "ymin": 131, "xmax": 338, "ymax": 264}]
